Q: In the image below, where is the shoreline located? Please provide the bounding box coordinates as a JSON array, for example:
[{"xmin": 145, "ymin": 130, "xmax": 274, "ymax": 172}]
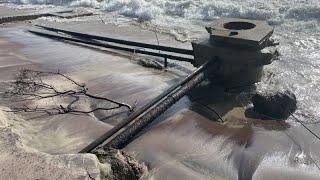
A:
[{"xmin": 1, "ymin": 5, "xmax": 320, "ymax": 180}]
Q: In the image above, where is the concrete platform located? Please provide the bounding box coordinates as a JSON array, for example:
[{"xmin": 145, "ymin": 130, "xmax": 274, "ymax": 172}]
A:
[
  {"xmin": 206, "ymin": 18, "xmax": 274, "ymax": 48},
  {"xmin": 0, "ymin": 6, "xmax": 94, "ymax": 24}
]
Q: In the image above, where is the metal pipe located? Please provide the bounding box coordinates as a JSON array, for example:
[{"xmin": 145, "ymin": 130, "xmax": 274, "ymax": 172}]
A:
[
  {"xmin": 29, "ymin": 30, "xmax": 194, "ymax": 62},
  {"xmin": 164, "ymin": 58, "xmax": 168, "ymax": 68},
  {"xmin": 79, "ymin": 60, "xmax": 217, "ymax": 153},
  {"xmin": 105, "ymin": 59, "xmax": 217, "ymax": 149},
  {"xmin": 35, "ymin": 25, "xmax": 194, "ymax": 55}
]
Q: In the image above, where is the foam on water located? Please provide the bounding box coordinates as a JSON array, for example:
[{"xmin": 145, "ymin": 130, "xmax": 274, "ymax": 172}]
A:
[
  {"xmin": 253, "ymin": 151, "xmax": 320, "ymax": 180},
  {"xmin": 3, "ymin": 0, "xmax": 319, "ymax": 45},
  {"xmin": 4, "ymin": 0, "xmax": 320, "ymax": 24}
]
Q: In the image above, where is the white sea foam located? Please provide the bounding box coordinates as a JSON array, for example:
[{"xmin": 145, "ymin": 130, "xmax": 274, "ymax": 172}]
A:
[
  {"xmin": 253, "ymin": 152, "xmax": 320, "ymax": 180},
  {"xmin": 4, "ymin": 0, "xmax": 320, "ymax": 24}
]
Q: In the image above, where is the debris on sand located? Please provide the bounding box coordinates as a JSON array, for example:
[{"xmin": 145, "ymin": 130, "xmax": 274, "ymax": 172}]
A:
[
  {"xmin": 252, "ymin": 90, "xmax": 297, "ymax": 119},
  {"xmin": 135, "ymin": 58, "xmax": 163, "ymax": 70},
  {"xmin": 94, "ymin": 148, "xmax": 148, "ymax": 180}
]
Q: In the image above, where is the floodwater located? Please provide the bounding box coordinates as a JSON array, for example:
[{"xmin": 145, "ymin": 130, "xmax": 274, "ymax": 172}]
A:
[{"xmin": 1, "ymin": 0, "xmax": 320, "ymax": 179}]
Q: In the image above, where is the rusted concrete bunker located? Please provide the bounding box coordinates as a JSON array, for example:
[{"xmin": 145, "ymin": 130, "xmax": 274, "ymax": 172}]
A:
[{"xmin": 192, "ymin": 18, "xmax": 278, "ymax": 87}]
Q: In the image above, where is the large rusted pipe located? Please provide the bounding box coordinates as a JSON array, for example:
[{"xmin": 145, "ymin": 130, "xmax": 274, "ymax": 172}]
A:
[
  {"xmin": 105, "ymin": 59, "xmax": 218, "ymax": 149},
  {"xmin": 79, "ymin": 60, "xmax": 215, "ymax": 153}
]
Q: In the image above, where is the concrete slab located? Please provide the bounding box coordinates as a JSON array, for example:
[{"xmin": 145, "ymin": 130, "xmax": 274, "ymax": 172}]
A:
[
  {"xmin": 206, "ymin": 18, "xmax": 274, "ymax": 48},
  {"xmin": 0, "ymin": 6, "xmax": 91, "ymax": 24},
  {"xmin": 49, "ymin": 9, "xmax": 93, "ymax": 19}
]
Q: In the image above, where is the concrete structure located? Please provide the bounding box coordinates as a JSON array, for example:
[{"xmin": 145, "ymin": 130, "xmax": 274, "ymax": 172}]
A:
[
  {"xmin": 49, "ymin": 9, "xmax": 93, "ymax": 19},
  {"xmin": 0, "ymin": 9, "xmax": 93, "ymax": 24},
  {"xmin": 192, "ymin": 18, "xmax": 278, "ymax": 87}
]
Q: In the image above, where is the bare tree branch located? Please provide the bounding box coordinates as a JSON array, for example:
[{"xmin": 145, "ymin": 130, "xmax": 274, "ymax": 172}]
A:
[{"xmin": 4, "ymin": 69, "xmax": 134, "ymax": 116}]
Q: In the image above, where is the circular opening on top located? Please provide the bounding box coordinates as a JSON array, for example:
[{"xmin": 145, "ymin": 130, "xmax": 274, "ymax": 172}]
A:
[{"xmin": 223, "ymin": 21, "xmax": 256, "ymax": 30}]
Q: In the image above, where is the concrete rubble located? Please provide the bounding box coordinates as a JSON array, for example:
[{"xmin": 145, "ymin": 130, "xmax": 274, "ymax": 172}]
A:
[
  {"xmin": 94, "ymin": 148, "xmax": 148, "ymax": 180},
  {"xmin": 252, "ymin": 90, "xmax": 297, "ymax": 119}
]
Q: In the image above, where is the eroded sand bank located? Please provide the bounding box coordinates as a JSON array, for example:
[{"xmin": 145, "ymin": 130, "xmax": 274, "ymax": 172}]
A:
[{"xmin": 0, "ymin": 106, "xmax": 112, "ymax": 179}]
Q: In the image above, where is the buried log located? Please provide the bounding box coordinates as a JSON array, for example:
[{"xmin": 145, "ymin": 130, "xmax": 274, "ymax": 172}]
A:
[
  {"xmin": 79, "ymin": 59, "xmax": 219, "ymax": 153},
  {"xmin": 105, "ymin": 59, "xmax": 219, "ymax": 149}
]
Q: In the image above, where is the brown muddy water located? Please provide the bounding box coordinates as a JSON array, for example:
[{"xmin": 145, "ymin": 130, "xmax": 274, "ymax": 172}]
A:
[{"xmin": 0, "ymin": 25, "xmax": 320, "ymax": 180}]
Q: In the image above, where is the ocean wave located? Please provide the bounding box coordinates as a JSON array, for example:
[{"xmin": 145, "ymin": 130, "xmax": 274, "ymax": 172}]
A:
[
  {"xmin": 5, "ymin": 0, "xmax": 320, "ymax": 24},
  {"xmin": 286, "ymin": 6, "xmax": 320, "ymax": 21}
]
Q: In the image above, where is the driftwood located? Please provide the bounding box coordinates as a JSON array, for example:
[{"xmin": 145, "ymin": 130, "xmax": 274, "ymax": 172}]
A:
[{"xmin": 4, "ymin": 69, "xmax": 133, "ymax": 115}]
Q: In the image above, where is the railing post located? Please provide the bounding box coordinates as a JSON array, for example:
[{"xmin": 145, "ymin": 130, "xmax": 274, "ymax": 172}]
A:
[{"xmin": 164, "ymin": 58, "xmax": 168, "ymax": 68}]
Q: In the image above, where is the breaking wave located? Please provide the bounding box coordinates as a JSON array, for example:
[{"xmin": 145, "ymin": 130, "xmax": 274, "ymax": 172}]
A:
[{"xmin": 4, "ymin": 0, "xmax": 320, "ymax": 24}]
